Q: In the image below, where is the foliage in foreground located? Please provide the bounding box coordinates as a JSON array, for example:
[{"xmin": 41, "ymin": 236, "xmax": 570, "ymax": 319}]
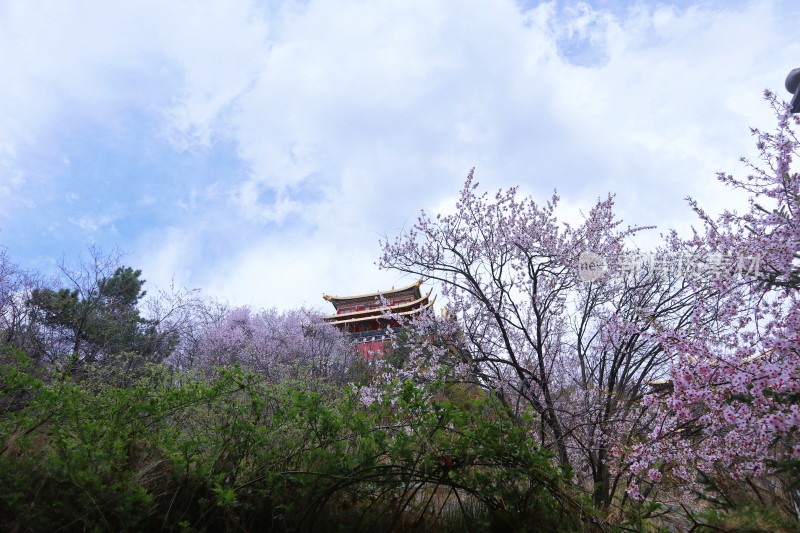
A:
[{"xmin": 0, "ymin": 345, "xmax": 593, "ymax": 532}]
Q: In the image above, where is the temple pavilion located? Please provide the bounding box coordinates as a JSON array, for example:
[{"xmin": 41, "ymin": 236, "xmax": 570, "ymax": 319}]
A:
[{"xmin": 322, "ymin": 279, "xmax": 435, "ymax": 358}]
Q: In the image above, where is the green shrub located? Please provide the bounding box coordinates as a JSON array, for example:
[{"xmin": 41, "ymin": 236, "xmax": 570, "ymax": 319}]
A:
[{"xmin": 0, "ymin": 347, "xmax": 591, "ymax": 531}]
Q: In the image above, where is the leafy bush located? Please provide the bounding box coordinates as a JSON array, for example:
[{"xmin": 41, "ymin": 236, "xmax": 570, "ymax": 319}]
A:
[{"xmin": 0, "ymin": 345, "xmax": 591, "ymax": 531}]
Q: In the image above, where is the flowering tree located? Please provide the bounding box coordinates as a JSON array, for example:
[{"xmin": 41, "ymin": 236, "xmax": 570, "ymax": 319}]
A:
[
  {"xmin": 0, "ymin": 249, "xmax": 45, "ymax": 360},
  {"xmin": 380, "ymin": 172, "xmax": 702, "ymax": 507},
  {"xmin": 194, "ymin": 305, "xmax": 357, "ymax": 383},
  {"xmin": 629, "ymin": 91, "xmax": 800, "ymax": 506},
  {"xmin": 355, "ymin": 305, "xmax": 470, "ymax": 406}
]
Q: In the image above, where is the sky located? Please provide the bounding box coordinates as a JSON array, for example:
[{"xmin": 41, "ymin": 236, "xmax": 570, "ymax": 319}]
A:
[{"xmin": 1, "ymin": 0, "xmax": 798, "ymax": 312}]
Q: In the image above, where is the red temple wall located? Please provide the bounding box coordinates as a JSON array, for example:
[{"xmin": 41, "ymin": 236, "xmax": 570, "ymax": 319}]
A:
[{"xmin": 357, "ymin": 339, "xmax": 387, "ymax": 360}]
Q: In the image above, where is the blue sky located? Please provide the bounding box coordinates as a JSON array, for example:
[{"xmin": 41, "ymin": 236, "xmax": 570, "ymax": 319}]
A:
[{"xmin": 1, "ymin": 0, "xmax": 798, "ymax": 311}]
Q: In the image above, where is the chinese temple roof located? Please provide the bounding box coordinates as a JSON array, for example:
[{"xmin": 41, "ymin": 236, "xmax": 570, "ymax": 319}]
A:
[
  {"xmin": 322, "ymin": 278, "xmax": 425, "ymax": 309},
  {"xmin": 323, "ymin": 279, "xmax": 435, "ymax": 358},
  {"xmin": 323, "ymin": 291, "xmax": 435, "ymax": 325}
]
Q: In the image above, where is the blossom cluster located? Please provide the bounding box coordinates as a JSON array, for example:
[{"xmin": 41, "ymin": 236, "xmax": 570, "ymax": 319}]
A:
[
  {"xmin": 626, "ymin": 91, "xmax": 800, "ymax": 499},
  {"xmin": 355, "ymin": 307, "xmax": 470, "ymax": 408}
]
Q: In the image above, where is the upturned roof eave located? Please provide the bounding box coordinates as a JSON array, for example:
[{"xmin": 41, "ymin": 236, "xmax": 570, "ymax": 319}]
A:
[
  {"xmin": 322, "ymin": 278, "xmax": 424, "ymax": 306},
  {"xmin": 322, "ymin": 289, "xmax": 432, "ymax": 321},
  {"xmin": 323, "ymin": 297, "xmax": 435, "ymax": 326}
]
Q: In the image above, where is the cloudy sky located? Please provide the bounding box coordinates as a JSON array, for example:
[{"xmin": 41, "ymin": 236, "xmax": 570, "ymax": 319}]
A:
[{"xmin": 0, "ymin": 0, "xmax": 798, "ymax": 311}]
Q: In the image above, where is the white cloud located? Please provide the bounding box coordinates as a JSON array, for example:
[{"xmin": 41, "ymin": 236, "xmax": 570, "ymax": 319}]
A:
[
  {"xmin": 1, "ymin": 0, "xmax": 798, "ymax": 310},
  {"xmin": 68, "ymin": 211, "xmax": 121, "ymax": 233}
]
